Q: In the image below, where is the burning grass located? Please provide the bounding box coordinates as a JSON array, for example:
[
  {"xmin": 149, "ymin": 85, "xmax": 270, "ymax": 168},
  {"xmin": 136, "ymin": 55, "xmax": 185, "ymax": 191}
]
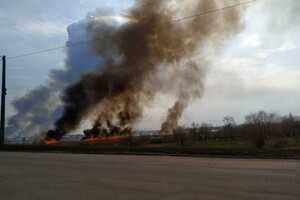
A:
[
  {"xmin": 44, "ymin": 138, "xmax": 58, "ymax": 145},
  {"xmin": 82, "ymin": 135, "xmax": 125, "ymax": 142}
]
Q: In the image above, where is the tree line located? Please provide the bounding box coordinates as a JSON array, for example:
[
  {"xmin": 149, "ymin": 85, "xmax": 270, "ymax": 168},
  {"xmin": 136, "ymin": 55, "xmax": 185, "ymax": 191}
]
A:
[{"xmin": 173, "ymin": 111, "xmax": 300, "ymax": 148}]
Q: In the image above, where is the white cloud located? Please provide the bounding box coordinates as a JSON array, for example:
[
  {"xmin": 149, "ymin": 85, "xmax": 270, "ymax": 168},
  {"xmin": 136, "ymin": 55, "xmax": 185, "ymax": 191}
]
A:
[
  {"xmin": 22, "ymin": 20, "xmax": 67, "ymax": 37},
  {"xmin": 241, "ymin": 34, "xmax": 262, "ymax": 47},
  {"xmin": 275, "ymin": 40, "xmax": 297, "ymax": 52},
  {"xmin": 254, "ymin": 40, "xmax": 298, "ymax": 58},
  {"xmin": 80, "ymin": 0, "xmax": 87, "ymax": 4},
  {"xmin": 209, "ymin": 58, "xmax": 300, "ymax": 93},
  {"xmin": 254, "ymin": 49, "xmax": 271, "ymax": 58}
]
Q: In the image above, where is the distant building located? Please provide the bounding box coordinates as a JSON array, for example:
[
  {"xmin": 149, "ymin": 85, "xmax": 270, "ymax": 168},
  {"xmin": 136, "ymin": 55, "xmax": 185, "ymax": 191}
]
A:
[
  {"xmin": 5, "ymin": 134, "xmax": 84, "ymax": 144},
  {"xmin": 5, "ymin": 136, "xmax": 40, "ymax": 144},
  {"xmin": 61, "ymin": 134, "xmax": 84, "ymax": 141}
]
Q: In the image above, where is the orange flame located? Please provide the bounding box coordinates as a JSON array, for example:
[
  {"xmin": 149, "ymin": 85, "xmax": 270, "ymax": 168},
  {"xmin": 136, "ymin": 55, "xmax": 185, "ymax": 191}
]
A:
[
  {"xmin": 44, "ymin": 138, "xmax": 58, "ymax": 145},
  {"xmin": 82, "ymin": 135, "xmax": 125, "ymax": 142}
]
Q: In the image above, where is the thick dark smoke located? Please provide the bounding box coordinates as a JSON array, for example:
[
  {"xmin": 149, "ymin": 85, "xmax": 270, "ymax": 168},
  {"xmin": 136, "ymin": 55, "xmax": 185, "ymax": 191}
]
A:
[
  {"xmin": 46, "ymin": 0, "xmax": 246, "ymax": 140},
  {"xmin": 6, "ymin": 86, "xmax": 55, "ymax": 137},
  {"xmin": 82, "ymin": 117, "xmax": 132, "ymax": 140}
]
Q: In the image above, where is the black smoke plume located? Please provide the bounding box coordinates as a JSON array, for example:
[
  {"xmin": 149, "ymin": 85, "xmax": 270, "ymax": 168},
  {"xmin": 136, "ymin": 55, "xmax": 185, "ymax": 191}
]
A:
[{"xmin": 46, "ymin": 0, "xmax": 246, "ymax": 140}]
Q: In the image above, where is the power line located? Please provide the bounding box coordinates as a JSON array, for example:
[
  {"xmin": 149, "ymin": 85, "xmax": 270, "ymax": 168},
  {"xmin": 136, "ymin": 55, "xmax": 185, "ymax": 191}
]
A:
[
  {"xmin": 7, "ymin": 0, "xmax": 256, "ymax": 60},
  {"xmin": 8, "ymin": 87, "xmax": 41, "ymax": 90}
]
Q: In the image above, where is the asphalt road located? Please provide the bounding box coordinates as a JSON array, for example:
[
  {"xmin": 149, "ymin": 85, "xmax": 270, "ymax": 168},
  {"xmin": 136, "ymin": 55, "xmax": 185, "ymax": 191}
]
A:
[{"xmin": 0, "ymin": 152, "xmax": 299, "ymax": 200}]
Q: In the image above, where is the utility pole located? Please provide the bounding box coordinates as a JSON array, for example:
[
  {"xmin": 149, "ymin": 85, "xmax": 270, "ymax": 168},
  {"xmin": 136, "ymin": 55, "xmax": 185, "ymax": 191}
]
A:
[{"xmin": 0, "ymin": 55, "xmax": 6, "ymax": 146}]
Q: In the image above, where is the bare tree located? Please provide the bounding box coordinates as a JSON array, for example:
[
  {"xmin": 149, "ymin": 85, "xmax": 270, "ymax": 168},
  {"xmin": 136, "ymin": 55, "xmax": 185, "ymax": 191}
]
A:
[
  {"xmin": 223, "ymin": 115, "xmax": 236, "ymax": 140},
  {"xmin": 281, "ymin": 113, "xmax": 297, "ymax": 138},
  {"xmin": 223, "ymin": 115, "xmax": 236, "ymax": 126},
  {"xmin": 190, "ymin": 122, "xmax": 199, "ymax": 141},
  {"xmin": 198, "ymin": 123, "xmax": 212, "ymax": 141},
  {"xmin": 173, "ymin": 126, "xmax": 188, "ymax": 147},
  {"xmin": 245, "ymin": 111, "xmax": 279, "ymax": 148}
]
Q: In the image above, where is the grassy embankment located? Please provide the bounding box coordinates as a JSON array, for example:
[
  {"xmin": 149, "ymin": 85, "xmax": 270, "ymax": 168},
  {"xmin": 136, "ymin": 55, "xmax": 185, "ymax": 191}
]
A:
[{"xmin": 1, "ymin": 138, "xmax": 299, "ymax": 159}]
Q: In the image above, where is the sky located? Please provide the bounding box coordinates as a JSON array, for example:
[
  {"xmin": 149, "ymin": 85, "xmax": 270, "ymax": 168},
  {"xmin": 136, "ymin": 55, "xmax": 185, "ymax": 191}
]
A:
[{"xmin": 0, "ymin": 0, "xmax": 299, "ymax": 133}]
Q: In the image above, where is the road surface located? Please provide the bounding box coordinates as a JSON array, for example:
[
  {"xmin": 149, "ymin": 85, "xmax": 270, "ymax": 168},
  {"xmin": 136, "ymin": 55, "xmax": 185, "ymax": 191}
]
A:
[{"xmin": 0, "ymin": 152, "xmax": 299, "ymax": 200}]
